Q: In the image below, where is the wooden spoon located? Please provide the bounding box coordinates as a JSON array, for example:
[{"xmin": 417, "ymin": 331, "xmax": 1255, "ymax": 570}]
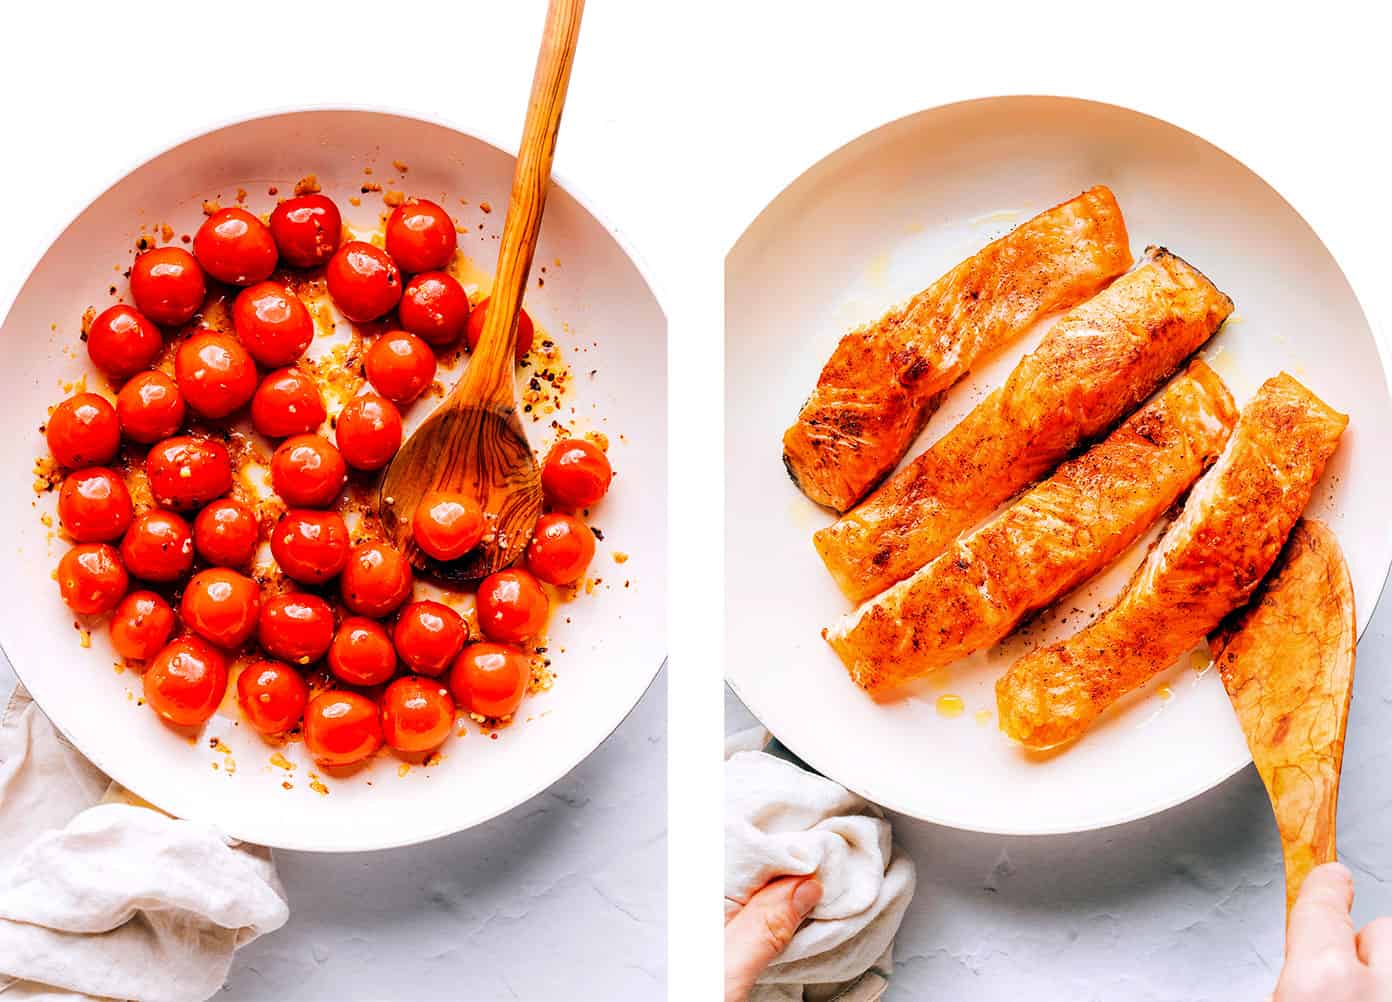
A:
[
  {"xmin": 379, "ymin": 0, "xmax": 585, "ymax": 584},
  {"xmin": 1210, "ymin": 518, "xmax": 1357, "ymax": 921}
]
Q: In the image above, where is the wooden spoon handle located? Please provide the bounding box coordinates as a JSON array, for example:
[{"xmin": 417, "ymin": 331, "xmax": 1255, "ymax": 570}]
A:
[{"xmin": 465, "ymin": 0, "xmax": 585, "ymax": 408}]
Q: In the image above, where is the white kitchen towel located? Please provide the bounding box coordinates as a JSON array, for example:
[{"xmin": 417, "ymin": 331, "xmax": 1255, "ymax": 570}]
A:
[
  {"xmin": 0, "ymin": 684, "xmax": 288, "ymax": 1002},
  {"xmin": 725, "ymin": 734, "xmax": 916, "ymax": 1002}
]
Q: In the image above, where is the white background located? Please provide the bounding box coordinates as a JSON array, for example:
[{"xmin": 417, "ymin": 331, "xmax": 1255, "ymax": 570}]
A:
[{"xmin": 1, "ymin": 1, "xmax": 1390, "ymax": 999}]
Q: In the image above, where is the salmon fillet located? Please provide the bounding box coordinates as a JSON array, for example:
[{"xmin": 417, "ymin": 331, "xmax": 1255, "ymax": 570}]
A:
[
  {"xmin": 816, "ymin": 247, "xmax": 1234, "ymax": 603},
  {"xmin": 824, "ymin": 361, "xmax": 1237, "ymax": 696},
  {"xmin": 783, "ymin": 186, "xmax": 1132, "ymax": 513},
  {"xmin": 996, "ymin": 374, "xmax": 1348, "ymax": 751}
]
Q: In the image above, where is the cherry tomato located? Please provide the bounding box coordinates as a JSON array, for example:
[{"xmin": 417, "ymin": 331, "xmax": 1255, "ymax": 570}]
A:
[
  {"xmin": 232, "ymin": 281, "xmax": 314, "ymax": 367},
  {"xmin": 180, "ymin": 568, "xmax": 261, "ymax": 649},
  {"xmin": 130, "ymin": 247, "xmax": 206, "ymax": 327},
  {"xmin": 143, "ymin": 636, "xmax": 228, "ymax": 727},
  {"xmin": 47, "ymin": 393, "xmax": 120, "ymax": 468},
  {"xmin": 258, "ymin": 592, "xmax": 334, "ymax": 665},
  {"xmin": 380, "ymin": 676, "xmax": 454, "ymax": 753},
  {"xmin": 87, "ymin": 304, "xmax": 163, "ymax": 378},
  {"xmin": 449, "ymin": 642, "xmax": 530, "ymax": 719},
  {"xmin": 251, "ymin": 367, "xmax": 325, "ymax": 438},
  {"xmin": 268, "ymin": 193, "xmax": 341, "ymax": 268},
  {"xmin": 475, "ymin": 568, "xmax": 548, "ymax": 643},
  {"xmin": 56, "ymin": 543, "xmax": 128, "ymax": 615},
  {"xmin": 145, "ymin": 435, "xmax": 232, "ymax": 510},
  {"xmin": 58, "ymin": 467, "xmax": 134, "ymax": 543},
  {"xmin": 193, "ymin": 207, "xmax": 278, "ymax": 286},
  {"xmin": 410, "ymin": 490, "xmax": 485, "ymax": 561},
  {"xmin": 116, "ymin": 371, "xmax": 186, "ymax": 444},
  {"xmin": 334, "ymin": 393, "xmax": 402, "ymax": 471},
  {"xmin": 525, "ymin": 513, "xmax": 596, "ymax": 585},
  {"xmin": 109, "ymin": 590, "xmax": 176, "ymax": 661},
  {"xmin": 236, "ymin": 659, "xmax": 309, "ymax": 736},
  {"xmin": 364, "ymin": 330, "xmax": 436, "ymax": 404},
  {"xmin": 340, "ymin": 541, "xmax": 413, "ymax": 617},
  {"xmin": 270, "ymin": 434, "xmax": 345, "ymax": 507},
  {"xmin": 120, "ymin": 509, "xmax": 195, "ymax": 582},
  {"xmin": 325, "ymin": 241, "xmax": 401, "ymax": 322},
  {"xmin": 465, "ymin": 298, "xmax": 535, "ymax": 361},
  {"xmin": 398, "ymin": 271, "xmax": 470, "ymax": 346},
  {"xmin": 385, "ymin": 199, "xmax": 457, "ymax": 273},
  {"xmin": 393, "ymin": 600, "xmax": 467, "ymax": 676},
  {"xmin": 175, "ymin": 330, "xmax": 258, "ymax": 419},
  {"xmin": 192, "ymin": 498, "xmax": 259, "ymax": 568},
  {"xmin": 303, "ymin": 690, "xmax": 383, "ymax": 767},
  {"xmin": 327, "ymin": 617, "xmax": 397, "ymax": 686},
  {"xmin": 541, "ymin": 438, "xmax": 612, "ymax": 508},
  {"xmin": 270, "ymin": 509, "xmax": 350, "ymax": 584}
]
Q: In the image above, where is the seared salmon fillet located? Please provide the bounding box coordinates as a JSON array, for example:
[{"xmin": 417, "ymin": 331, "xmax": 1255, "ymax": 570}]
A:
[
  {"xmin": 825, "ymin": 361, "xmax": 1236, "ymax": 696},
  {"xmin": 816, "ymin": 247, "xmax": 1234, "ymax": 602},
  {"xmin": 996, "ymin": 374, "xmax": 1348, "ymax": 751},
  {"xmin": 783, "ymin": 186, "xmax": 1131, "ymax": 513}
]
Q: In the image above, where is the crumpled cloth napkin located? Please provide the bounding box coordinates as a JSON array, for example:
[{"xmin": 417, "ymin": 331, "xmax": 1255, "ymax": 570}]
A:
[
  {"xmin": 0, "ymin": 684, "xmax": 288, "ymax": 1002},
  {"xmin": 725, "ymin": 727, "xmax": 916, "ymax": 1002}
]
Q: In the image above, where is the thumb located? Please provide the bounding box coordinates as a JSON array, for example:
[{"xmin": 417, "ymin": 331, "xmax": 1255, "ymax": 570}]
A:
[{"xmin": 725, "ymin": 876, "xmax": 823, "ymax": 1002}]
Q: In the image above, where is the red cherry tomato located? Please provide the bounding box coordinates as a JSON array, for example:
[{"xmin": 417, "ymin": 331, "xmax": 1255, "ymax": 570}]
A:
[
  {"xmin": 398, "ymin": 271, "xmax": 470, "ymax": 346},
  {"xmin": 193, "ymin": 498, "xmax": 259, "ymax": 568},
  {"xmin": 270, "ymin": 509, "xmax": 350, "ymax": 584},
  {"xmin": 465, "ymin": 298, "xmax": 535, "ymax": 361},
  {"xmin": 193, "ymin": 207, "xmax": 278, "ymax": 286},
  {"xmin": 180, "ymin": 568, "xmax": 261, "ymax": 649},
  {"xmin": 303, "ymin": 690, "xmax": 383, "ymax": 767},
  {"xmin": 143, "ymin": 636, "xmax": 228, "ymax": 727},
  {"xmin": 410, "ymin": 490, "xmax": 485, "ymax": 561},
  {"xmin": 334, "ymin": 393, "xmax": 402, "ymax": 471},
  {"xmin": 251, "ymin": 367, "xmax": 326, "ymax": 438},
  {"xmin": 541, "ymin": 438, "xmax": 612, "ymax": 508},
  {"xmin": 236, "ymin": 660, "xmax": 309, "ymax": 736},
  {"xmin": 385, "ymin": 199, "xmax": 457, "ymax": 273},
  {"xmin": 325, "ymin": 241, "xmax": 401, "ymax": 322},
  {"xmin": 120, "ymin": 509, "xmax": 195, "ymax": 582},
  {"xmin": 145, "ymin": 436, "xmax": 232, "ymax": 510},
  {"xmin": 175, "ymin": 330, "xmax": 258, "ymax": 419},
  {"xmin": 393, "ymin": 600, "xmax": 467, "ymax": 676},
  {"xmin": 87, "ymin": 304, "xmax": 163, "ymax": 378},
  {"xmin": 56, "ymin": 543, "xmax": 128, "ymax": 615},
  {"xmin": 258, "ymin": 592, "xmax": 334, "ymax": 665},
  {"xmin": 449, "ymin": 642, "xmax": 530, "ymax": 719},
  {"xmin": 327, "ymin": 617, "xmax": 397, "ymax": 686},
  {"xmin": 47, "ymin": 393, "xmax": 120, "ymax": 468},
  {"xmin": 380, "ymin": 676, "xmax": 454, "ymax": 753},
  {"xmin": 116, "ymin": 372, "xmax": 185, "ymax": 444},
  {"xmin": 268, "ymin": 193, "xmax": 342, "ymax": 268},
  {"xmin": 475, "ymin": 568, "xmax": 548, "ymax": 643},
  {"xmin": 364, "ymin": 330, "xmax": 436, "ymax": 404},
  {"xmin": 340, "ymin": 541, "xmax": 413, "ymax": 617},
  {"xmin": 232, "ymin": 282, "xmax": 314, "ymax": 367},
  {"xmin": 109, "ymin": 590, "xmax": 176, "ymax": 661},
  {"xmin": 58, "ymin": 467, "xmax": 134, "ymax": 542},
  {"xmin": 525, "ymin": 513, "xmax": 596, "ymax": 585},
  {"xmin": 270, "ymin": 434, "xmax": 346, "ymax": 508},
  {"xmin": 130, "ymin": 247, "xmax": 206, "ymax": 327}
]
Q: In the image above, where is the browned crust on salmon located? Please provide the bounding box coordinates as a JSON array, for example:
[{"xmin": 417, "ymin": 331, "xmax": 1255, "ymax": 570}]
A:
[
  {"xmin": 816, "ymin": 247, "xmax": 1234, "ymax": 603},
  {"xmin": 783, "ymin": 186, "xmax": 1132, "ymax": 513}
]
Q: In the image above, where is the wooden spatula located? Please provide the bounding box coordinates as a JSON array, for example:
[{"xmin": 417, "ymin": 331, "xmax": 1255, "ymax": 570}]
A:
[
  {"xmin": 1210, "ymin": 518, "xmax": 1356, "ymax": 919},
  {"xmin": 379, "ymin": 0, "xmax": 585, "ymax": 584}
]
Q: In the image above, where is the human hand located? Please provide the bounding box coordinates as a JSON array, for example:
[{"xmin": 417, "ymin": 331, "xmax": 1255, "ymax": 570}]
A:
[
  {"xmin": 724, "ymin": 875, "xmax": 823, "ymax": 1002},
  {"xmin": 1273, "ymin": 862, "xmax": 1392, "ymax": 1001}
]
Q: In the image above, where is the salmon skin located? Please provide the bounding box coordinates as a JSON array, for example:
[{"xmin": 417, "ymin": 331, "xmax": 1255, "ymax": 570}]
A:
[
  {"xmin": 996, "ymin": 373, "xmax": 1348, "ymax": 751},
  {"xmin": 824, "ymin": 361, "xmax": 1237, "ymax": 696},
  {"xmin": 816, "ymin": 247, "xmax": 1234, "ymax": 603},
  {"xmin": 782, "ymin": 186, "xmax": 1131, "ymax": 514}
]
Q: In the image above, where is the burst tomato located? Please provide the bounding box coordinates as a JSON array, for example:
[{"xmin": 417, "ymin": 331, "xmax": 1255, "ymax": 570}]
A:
[
  {"xmin": 56, "ymin": 543, "xmax": 128, "ymax": 615},
  {"xmin": 325, "ymin": 241, "xmax": 401, "ymax": 322},
  {"xmin": 250, "ymin": 367, "xmax": 325, "ymax": 438},
  {"xmin": 47, "ymin": 393, "xmax": 120, "ymax": 468},
  {"xmin": 270, "ymin": 434, "xmax": 346, "ymax": 508},
  {"xmin": 327, "ymin": 617, "xmax": 397, "ymax": 686},
  {"xmin": 120, "ymin": 509, "xmax": 194, "ymax": 582},
  {"xmin": 180, "ymin": 568, "xmax": 260, "ymax": 649},
  {"xmin": 398, "ymin": 271, "xmax": 469, "ymax": 346},
  {"xmin": 270, "ymin": 509, "xmax": 350, "ymax": 584},
  {"xmin": 380, "ymin": 676, "xmax": 454, "ymax": 753},
  {"xmin": 193, "ymin": 207, "xmax": 278, "ymax": 285},
  {"xmin": 192, "ymin": 498, "xmax": 259, "ymax": 568},
  {"xmin": 87, "ymin": 304, "xmax": 163, "ymax": 378},
  {"xmin": 410, "ymin": 490, "xmax": 485, "ymax": 561},
  {"xmin": 232, "ymin": 281, "xmax": 314, "ymax": 366},
  {"xmin": 393, "ymin": 600, "xmax": 467, "ymax": 676},
  {"xmin": 340, "ymin": 541, "xmax": 413, "ymax": 617},
  {"xmin": 145, "ymin": 436, "xmax": 232, "ymax": 510},
  {"xmin": 116, "ymin": 372, "xmax": 185, "ymax": 444},
  {"xmin": 385, "ymin": 199, "xmax": 456, "ymax": 273},
  {"xmin": 236, "ymin": 659, "xmax": 309, "ymax": 736},
  {"xmin": 175, "ymin": 330, "xmax": 258, "ymax": 419},
  {"xmin": 268, "ymin": 193, "xmax": 341, "ymax": 268},
  {"xmin": 364, "ymin": 330, "xmax": 436, "ymax": 404},
  {"xmin": 130, "ymin": 247, "xmax": 206, "ymax": 327},
  {"xmin": 109, "ymin": 590, "xmax": 176, "ymax": 660},
  {"xmin": 143, "ymin": 636, "xmax": 228, "ymax": 727},
  {"xmin": 541, "ymin": 438, "xmax": 612, "ymax": 508},
  {"xmin": 334, "ymin": 393, "xmax": 401, "ymax": 471},
  {"xmin": 58, "ymin": 467, "xmax": 134, "ymax": 542},
  {"xmin": 449, "ymin": 642, "xmax": 530, "ymax": 719},
  {"xmin": 258, "ymin": 592, "xmax": 334, "ymax": 665},
  {"xmin": 525, "ymin": 513, "xmax": 596, "ymax": 585},
  {"xmin": 475, "ymin": 568, "xmax": 548, "ymax": 643},
  {"xmin": 303, "ymin": 690, "xmax": 383, "ymax": 767}
]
